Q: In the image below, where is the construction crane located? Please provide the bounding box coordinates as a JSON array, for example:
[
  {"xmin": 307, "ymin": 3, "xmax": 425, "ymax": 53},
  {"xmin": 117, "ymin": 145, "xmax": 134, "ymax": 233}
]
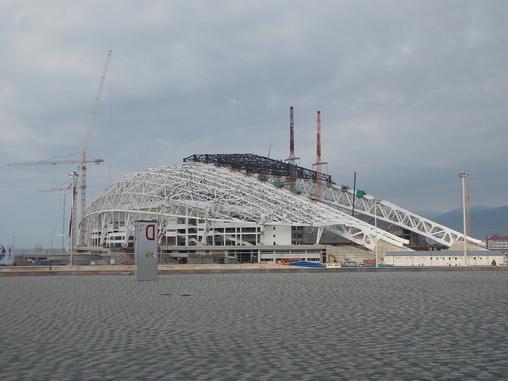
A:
[
  {"xmin": 92, "ymin": 49, "xmax": 112, "ymax": 122},
  {"xmin": 7, "ymin": 50, "xmax": 112, "ymax": 247},
  {"xmin": 7, "ymin": 155, "xmax": 104, "ymax": 250},
  {"xmin": 9, "ymin": 158, "xmax": 103, "ymax": 166},
  {"xmin": 80, "ymin": 49, "xmax": 112, "ymax": 245}
]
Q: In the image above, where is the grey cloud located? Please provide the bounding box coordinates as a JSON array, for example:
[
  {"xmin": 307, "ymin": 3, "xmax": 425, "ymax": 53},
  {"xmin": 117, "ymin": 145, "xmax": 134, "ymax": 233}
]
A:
[{"xmin": 1, "ymin": 0, "xmax": 507, "ymax": 247}]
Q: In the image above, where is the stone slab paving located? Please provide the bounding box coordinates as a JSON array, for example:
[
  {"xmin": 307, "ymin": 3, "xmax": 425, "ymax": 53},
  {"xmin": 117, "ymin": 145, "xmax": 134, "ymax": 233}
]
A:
[{"xmin": 0, "ymin": 271, "xmax": 506, "ymax": 380}]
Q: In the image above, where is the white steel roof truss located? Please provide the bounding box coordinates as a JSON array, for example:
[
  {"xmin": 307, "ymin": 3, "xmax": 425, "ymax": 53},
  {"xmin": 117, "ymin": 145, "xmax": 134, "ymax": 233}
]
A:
[
  {"xmin": 83, "ymin": 163, "xmax": 408, "ymax": 251},
  {"xmin": 294, "ymin": 178, "xmax": 483, "ymax": 247}
]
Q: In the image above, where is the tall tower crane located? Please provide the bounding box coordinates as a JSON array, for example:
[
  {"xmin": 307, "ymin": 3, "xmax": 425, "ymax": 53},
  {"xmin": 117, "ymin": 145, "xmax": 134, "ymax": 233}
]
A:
[
  {"xmin": 7, "ymin": 49, "xmax": 112, "ymax": 248},
  {"xmin": 9, "ymin": 158, "xmax": 103, "ymax": 166},
  {"xmin": 8, "ymin": 158, "xmax": 104, "ymax": 250},
  {"xmin": 80, "ymin": 49, "xmax": 112, "ymax": 245}
]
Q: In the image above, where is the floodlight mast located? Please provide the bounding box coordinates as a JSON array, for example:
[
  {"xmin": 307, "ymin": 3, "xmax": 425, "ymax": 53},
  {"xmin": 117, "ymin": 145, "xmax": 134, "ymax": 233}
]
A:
[
  {"xmin": 35, "ymin": 181, "xmax": 74, "ymax": 252},
  {"xmin": 458, "ymin": 171, "xmax": 469, "ymax": 265},
  {"xmin": 373, "ymin": 199, "xmax": 381, "ymax": 267},
  {"xmin": 68, "ymin": 171, "xmax": 79, "ymax": 265}
]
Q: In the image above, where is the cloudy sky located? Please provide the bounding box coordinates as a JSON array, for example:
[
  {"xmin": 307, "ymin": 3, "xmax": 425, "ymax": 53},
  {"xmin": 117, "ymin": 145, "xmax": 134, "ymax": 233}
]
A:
[{"xmin": 1, "ymin": 0, "xmax": 507, "ymax": 248}]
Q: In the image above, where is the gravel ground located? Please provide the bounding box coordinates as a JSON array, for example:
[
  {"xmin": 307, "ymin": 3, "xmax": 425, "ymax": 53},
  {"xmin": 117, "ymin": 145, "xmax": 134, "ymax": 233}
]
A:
[{"xmin": 0, "ymin": 271, "xmax": 506, "ymax": 380}]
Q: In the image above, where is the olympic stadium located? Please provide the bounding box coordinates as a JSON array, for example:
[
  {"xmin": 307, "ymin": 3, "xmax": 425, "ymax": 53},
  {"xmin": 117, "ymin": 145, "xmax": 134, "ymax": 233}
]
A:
[{"xmin": 79, "ymin": 154, "xmax": 485, "ymax": 264}]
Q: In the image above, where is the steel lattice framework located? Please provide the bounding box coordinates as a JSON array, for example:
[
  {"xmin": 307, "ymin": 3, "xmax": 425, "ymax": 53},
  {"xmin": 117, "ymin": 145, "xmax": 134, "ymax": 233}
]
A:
[
  {"xmin": 83, "ymin": 163, "xmax": 408, "ymax": 251},
  {"xmin": 183, "ymin": 153, "xmax": 333, "ymax": 183},
  {"xmin": 183, "ymin": 153, "xmax": 483, "ymax": 248},
  {"xmin": 294, "ymin": 179, "xmax": 485, "ymax": 248}
]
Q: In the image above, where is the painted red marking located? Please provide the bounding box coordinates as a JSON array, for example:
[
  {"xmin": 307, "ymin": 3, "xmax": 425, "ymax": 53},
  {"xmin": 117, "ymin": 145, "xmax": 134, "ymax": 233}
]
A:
[{"xmin": 146, "ymin": 224, "xmax": 155, "ymax": 240}]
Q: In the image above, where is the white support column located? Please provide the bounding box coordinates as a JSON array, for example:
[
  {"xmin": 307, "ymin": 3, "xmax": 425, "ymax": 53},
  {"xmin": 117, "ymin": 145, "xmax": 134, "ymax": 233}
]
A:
[
  {"xmin": 185, "ymin": 207, "xmax": 189, "ymax": 247},
  {"xmin": 316, "ymin": 227, "xmax": 324, "ymax": 244}
]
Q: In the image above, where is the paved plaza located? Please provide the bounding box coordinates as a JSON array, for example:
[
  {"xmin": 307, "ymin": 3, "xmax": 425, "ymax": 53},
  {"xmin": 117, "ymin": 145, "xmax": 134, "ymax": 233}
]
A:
[{"xmin": 0, "ymin": 271, "xmax": 507, "ymax": 380}]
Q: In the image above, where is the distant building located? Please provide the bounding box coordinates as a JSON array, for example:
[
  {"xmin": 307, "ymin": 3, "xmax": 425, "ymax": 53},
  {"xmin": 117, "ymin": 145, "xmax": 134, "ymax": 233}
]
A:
[
  {"xmin": 385, "ymin": 251, "xmax": 506, "ymax": 267},
  {"xmin": 486, "ymin": 235, "xmax": 508, "ymax": 250}
]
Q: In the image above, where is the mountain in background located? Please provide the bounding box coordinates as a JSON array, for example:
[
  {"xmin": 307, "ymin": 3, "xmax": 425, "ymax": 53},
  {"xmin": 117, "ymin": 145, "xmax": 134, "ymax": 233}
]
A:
[{"xmin": 420, "ymin": 206, "xmax": 508, "ymax": 240}]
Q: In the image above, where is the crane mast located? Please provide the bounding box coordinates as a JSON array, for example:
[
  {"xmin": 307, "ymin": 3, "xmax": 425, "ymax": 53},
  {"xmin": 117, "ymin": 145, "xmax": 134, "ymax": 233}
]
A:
[
  {"xmin": 8, "ymin": 158, "xmax": 103, "ymax": 166},
  {"xmin": 79, "ymin": 49, "xmax": 112, "ymax": 246},
  {"xmin": 7, "ymin": 49, "xmax": 111, "ymax": 253}
]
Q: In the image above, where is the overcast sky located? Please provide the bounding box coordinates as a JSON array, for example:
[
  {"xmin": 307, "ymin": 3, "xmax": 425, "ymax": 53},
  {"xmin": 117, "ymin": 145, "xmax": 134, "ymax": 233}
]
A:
[{"xmin": 1, "ymin": 0, "xmax": 507, "ymax": 248}]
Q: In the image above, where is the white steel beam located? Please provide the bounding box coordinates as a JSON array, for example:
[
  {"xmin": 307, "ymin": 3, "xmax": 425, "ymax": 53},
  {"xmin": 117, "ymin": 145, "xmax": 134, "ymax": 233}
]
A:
[{"xmin": 294, "ymin": 179, "xmax": 485, "ymax": 248}]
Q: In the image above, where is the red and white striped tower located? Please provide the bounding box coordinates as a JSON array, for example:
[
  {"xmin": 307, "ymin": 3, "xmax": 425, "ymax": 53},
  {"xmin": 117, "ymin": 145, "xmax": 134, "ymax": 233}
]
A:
[
  {"xmin": 286, "ymin": 106, "xmax": 299, "ymax": 191},
  {"xmin": 289, "ymin": 106, "xmax": 295, "ymax": 162},
  {"xmin": 313, "ymin": 111, "xmax": 327, "ymax": 201}
]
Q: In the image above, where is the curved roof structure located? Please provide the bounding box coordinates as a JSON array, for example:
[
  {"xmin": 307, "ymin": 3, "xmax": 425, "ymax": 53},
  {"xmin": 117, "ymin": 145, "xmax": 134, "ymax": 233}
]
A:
[
  {"xmin": 183, "ymin": 153, "xmax": 484, "ymax": 248},
  {"xmin": 295, "ymin": 179, "xmax": 485, "ymax": 248},
  {"xmin": 84, "ymin": 162, "xmax": 408, "ymax": 250}
]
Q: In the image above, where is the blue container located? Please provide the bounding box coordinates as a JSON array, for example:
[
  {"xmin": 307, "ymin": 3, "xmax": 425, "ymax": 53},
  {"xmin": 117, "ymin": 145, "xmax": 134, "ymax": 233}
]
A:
[{"xmin": 289, "ymin": 260, "xmax": 325, "ymax": 268}]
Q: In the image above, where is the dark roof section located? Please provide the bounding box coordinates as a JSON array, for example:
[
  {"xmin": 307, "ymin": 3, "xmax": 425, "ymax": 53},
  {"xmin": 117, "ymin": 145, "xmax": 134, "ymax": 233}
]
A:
[
  {"xmin": 183, "ymin": 153, "xmax": 333, "ymax": 183},
  {"xmin": 487, "ymin": 234, "xmax": 508, "ymax": 241}
]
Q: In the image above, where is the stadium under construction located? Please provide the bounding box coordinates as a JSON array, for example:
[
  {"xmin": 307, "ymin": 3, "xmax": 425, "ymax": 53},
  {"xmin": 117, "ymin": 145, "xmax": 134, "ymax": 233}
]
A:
[
  {"xmin": 80, "ymin": 151, "xmax": 485, "ymax": 264},
  {"xmin": 29, "ymin": 107, "xmax": 480, "ymax": 266}
]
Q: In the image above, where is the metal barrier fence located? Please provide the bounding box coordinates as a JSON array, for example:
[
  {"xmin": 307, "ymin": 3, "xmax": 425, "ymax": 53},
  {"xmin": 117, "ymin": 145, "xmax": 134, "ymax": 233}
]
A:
[{"xmin": 13, "ymin": 252, "xmax": 229, "ymax": 266}]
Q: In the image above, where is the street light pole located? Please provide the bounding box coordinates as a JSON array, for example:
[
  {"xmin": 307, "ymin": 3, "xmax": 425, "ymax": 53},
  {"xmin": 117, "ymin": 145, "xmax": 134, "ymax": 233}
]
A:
[
  {"xmin": 62, "ymin": 194, "xmax": 66, "ymax": 252},
  {"xmin": 69, "ymin": 171, "xmax": 79, "ymax": 266},
  {"xmin": 373, "ymin": 199, "xmax": 380, "ymax": 268},
  {"xmin": 458, "ymin": 172, "xmax": 469, "ymax": 266}
]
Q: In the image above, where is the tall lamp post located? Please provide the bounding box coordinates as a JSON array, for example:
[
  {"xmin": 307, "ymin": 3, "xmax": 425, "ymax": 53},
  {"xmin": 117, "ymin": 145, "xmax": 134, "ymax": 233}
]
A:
[
  {"xmin": 458, "ymin": 172, "xmax": 469, "ymax": 266},
  {"xmin": 373, "ymin": 199, "xmax": 380, "ymax": 268},
  {"xmin": 69, "ymin": 171, "xmax": 79, "ymax": 266}
]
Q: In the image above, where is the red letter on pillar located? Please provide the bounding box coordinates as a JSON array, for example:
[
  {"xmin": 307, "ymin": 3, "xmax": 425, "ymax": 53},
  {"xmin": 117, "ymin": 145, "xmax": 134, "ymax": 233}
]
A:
[{"xmin": 146, "ymin": 224, "xmax": 155, "ymax": 240}]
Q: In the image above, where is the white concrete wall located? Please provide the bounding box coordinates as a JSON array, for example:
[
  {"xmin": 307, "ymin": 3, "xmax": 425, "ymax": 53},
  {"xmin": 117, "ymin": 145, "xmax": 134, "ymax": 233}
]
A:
[
  {"xmin": 260, "ymin": 251, "xmax": 321, "ymax": 263},
  {"xmin": 488, "ymin": 241, "xmax": 508, "ymax": 250},
  {"xmin": 385, "ymin": 254, "xmax": 504, "ymax": 267},
  {"xmin": 261, "ymin": 225, "xmax": 292, "ymax": 246}
]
